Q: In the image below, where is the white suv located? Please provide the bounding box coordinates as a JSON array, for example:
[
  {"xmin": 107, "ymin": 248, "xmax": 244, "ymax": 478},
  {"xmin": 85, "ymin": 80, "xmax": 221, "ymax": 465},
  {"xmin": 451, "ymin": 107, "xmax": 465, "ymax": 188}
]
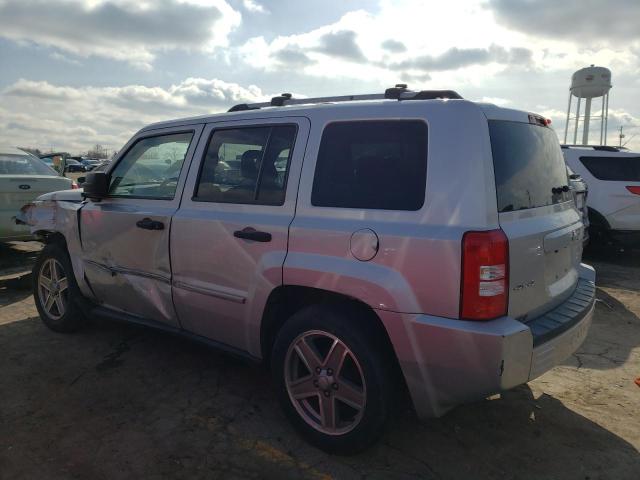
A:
[
  {"xmin": 562, "ymin": 145, "xmax": 640, "ymax": 246},
  {"xmin": 19, "ymin": 87, "xmax": 595, "ymax": 453}
]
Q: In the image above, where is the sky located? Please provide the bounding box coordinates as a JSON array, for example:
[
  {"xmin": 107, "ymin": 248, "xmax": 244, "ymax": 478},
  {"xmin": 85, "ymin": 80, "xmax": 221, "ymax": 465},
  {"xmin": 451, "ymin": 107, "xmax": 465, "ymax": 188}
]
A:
[{"xmin": 0, "ymin": 0, "xmax": 639, "ymax": 154}]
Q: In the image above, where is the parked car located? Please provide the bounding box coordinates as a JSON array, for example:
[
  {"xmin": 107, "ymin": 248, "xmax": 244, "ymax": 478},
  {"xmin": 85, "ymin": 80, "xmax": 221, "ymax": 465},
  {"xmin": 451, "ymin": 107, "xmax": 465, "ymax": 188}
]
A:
[
  {"xmin": 62, "ymin": 158, "xmax": 86, "ymax": 173},
  {"xmin": 92, "ymin": 160, "xmax": 111, "ymax": 172},
  {"xmin": 567, "ymin": 166, "xmax": 590, "ymax": 244},
  {"xmin": 0, "ymin": 146, "xmax": 75, "ymax": 241},
  {"xmin": 39, "ymin": 152, "xmax": 69, "ymax": 161},
  {"xmin": 39, "ymin": 154, "xmax": 87, "ymax": 173},
  {"xmin": 76, "ymin": 161, "xmax": 112, "ymax": 186},
  {"xmin": 40, "ymin": 156, "xmax": 55, "ymax": 168},
  {"xmin": 81, "ymin": 158, "xmax": 102, "ymax": 171},
  {"xmin": 562, "ymin": 145, "xmax": 640, "ymax": 246},
  {"xmin": 18, "ymin": 87, "xmax": 595, "ymax": 453},
  {"xmin": 39, "ymin": 152, "xmax": 69, "ymax": 166}
]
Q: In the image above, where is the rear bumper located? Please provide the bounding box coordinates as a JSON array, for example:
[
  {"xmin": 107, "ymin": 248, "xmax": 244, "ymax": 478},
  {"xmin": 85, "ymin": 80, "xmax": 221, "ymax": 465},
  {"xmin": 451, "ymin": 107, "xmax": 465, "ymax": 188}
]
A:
[{"xmin": 379, "ymin": 263, "xmax": 596, "ymax": 419}]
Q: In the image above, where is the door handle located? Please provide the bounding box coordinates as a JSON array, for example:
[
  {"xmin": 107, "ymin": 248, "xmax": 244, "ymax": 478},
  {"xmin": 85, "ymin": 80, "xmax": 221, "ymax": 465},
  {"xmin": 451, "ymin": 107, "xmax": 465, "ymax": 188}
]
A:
[
  {"xmin": 233, "ymin": 227, "xmax": 272, "ymax": 242},
  {"xmin": 136, "ymin": 217, "xmax": 164, "ymax": 230}
]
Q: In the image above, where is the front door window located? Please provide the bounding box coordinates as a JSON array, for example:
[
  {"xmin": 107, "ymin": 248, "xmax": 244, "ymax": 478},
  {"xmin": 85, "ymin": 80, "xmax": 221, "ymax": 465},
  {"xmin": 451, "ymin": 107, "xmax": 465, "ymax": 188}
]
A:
[{"xmin": 109, "ymin": 132, "xmax": 194, "ymax": 199}]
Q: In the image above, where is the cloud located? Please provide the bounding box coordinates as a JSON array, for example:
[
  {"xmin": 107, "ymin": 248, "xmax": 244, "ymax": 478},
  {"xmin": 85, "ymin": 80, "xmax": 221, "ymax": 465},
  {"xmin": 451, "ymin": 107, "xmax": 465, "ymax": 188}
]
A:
[
  {"xmin": 49, "ymin": 52, "xmax": 82, "ymax": 66},
  {"xmin": 242, "ymin": 0, "xmax": 267, "ymax": 14},
  {"xmin": 0, "ymin": 78, "xmax": 270, "ymax": 152},
  {"xmin": 479, "ymin": 96, "xmax": 512, "ymax": 106},
  {"xmin": 238, "ymin": 4, "xmax": 540, "ymax": 84},
  {"xmin": 488, "ymin": 0, "xmax": 640, "ymax": 43},
  {"xmin": 393, "ymin": 45, "xmax": 532, "ymax": 72},
  {"xmin": 381, "ymin": 39, "xmax": 407, "ymax": 53},
  {"xmin": 315, "ymin": 30, "xmax": 366, "ymax": 62},
  {"xmin": 273, "ymin": 48, "xmax": 315, "ymax": 67},
  {"xmin": 398, "ymin": 72, "xmax": 432, "ymax": 85},
  {"xmin": 0, "ymin": 0, "xmax": 241, "ymax": 68},
  {"xmin": 4, "ymin": 80, "xmax": 85, "ymax": 101}
]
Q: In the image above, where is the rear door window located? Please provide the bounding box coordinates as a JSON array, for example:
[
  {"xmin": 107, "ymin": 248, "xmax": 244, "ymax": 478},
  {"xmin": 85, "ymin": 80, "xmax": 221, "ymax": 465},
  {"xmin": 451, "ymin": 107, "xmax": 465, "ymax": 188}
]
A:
[
  {"xmin": 194, "ymin": 125, "xmax": 297, "ymax": 205},
  {"xmin": 489, "ymin": 120, "xmax": 570, "ymax": 212},
  {"xmin": 579, "ymin": 156, "xmax": 640, "ymax": 181},
  {"xmin": 311, "ymin": 120, "xmax": 428, "ymax": 210}
]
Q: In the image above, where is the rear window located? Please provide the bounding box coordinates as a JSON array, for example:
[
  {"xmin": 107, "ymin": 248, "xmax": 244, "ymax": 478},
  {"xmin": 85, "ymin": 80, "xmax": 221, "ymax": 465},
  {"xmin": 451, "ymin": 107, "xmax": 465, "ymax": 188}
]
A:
[
  {"xmin": 0, "ymin": 154, "xmax": 58, "ymax": 175},
  {"xmin": 579, "ymin": 156, "xmax": 640, "ymax": 181},
  {"xmin": 311, "ymin": 120, "xmax": 428, "ymax": 211},
  {"xmin": 489, "ymin": 121, "xmax": 570, "ymax": 212}
]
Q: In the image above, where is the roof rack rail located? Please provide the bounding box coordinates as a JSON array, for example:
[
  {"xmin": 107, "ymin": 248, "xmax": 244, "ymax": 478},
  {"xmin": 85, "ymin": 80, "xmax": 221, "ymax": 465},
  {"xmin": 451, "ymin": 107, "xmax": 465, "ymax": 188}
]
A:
[
  {"xmin": 227, "ymin": 85, "xmax": 463, "ymax": 112},
  {"xmin": 592, "ymin": 145, "xmax": 621, "ymax": 152},
  {"xmin": 561, "ymin": 144, "xmax": 621, "ymax": 152}
]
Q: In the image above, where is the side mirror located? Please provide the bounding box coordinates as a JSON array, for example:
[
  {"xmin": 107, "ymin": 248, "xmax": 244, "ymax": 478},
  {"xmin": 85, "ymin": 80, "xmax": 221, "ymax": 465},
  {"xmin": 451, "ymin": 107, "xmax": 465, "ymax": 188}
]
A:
[
  {"xmin": 81, "ymin": 172, "xmax": 110, "ymax": 201},
  {"xmin": 77, "ymin": 176, "xmax": 86, "ymax": 185}
]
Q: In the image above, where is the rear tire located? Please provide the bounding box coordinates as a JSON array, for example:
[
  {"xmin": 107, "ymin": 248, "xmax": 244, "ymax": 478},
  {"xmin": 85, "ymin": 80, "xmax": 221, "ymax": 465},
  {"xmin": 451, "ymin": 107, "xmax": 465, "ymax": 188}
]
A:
[
  {"xmin": 32, "ymin": 242, "xmax": 85, "ymax": 333},
  {"xmin": 271, "ymin": 303, "xmax": 393, "ymax": 454}
]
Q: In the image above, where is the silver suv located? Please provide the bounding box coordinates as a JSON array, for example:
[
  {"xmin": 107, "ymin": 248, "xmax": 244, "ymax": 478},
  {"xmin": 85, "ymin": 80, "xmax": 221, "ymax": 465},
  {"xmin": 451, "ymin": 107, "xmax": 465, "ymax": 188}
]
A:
[{"xmin": 20, "ymin": 87, "xmax": 596, "ymax": 454}]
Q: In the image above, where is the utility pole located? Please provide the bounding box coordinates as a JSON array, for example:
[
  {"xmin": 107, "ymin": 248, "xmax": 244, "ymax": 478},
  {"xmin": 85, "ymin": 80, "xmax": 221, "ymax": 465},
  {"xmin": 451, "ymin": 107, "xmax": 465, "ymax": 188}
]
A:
[{"xmin": 619, "ymin": 126, "xmax": 625, "ymax": 147}]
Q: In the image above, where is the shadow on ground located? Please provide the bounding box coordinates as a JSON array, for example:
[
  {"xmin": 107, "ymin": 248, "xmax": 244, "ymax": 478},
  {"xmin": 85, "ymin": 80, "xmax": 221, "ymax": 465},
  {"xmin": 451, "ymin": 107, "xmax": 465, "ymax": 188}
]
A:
[
  {"xmin": 561, "ymin": 287, "xmax": 640, "ymax": 371},
  {"xmin": 0, "ymin": 285, "xmax": 32, "ymax": 306},
  {"xmin": 1, "ymin": 311, "xmax": 638, "ymax": 480},
  {"xmin": 583, "ymin": 244, "xmax": 640, "ymax": 289}
]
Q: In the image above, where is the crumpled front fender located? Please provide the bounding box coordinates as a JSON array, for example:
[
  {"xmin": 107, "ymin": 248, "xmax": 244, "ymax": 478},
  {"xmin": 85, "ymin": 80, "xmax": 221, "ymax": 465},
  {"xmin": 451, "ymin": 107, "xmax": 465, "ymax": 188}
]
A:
[
  {"xmin": 16, "ymin": 200, "xmax": 59, "ymax": 232},
  {"xmin": 16, "ymin": 198, "xmax": 93, "ymax": 300}
]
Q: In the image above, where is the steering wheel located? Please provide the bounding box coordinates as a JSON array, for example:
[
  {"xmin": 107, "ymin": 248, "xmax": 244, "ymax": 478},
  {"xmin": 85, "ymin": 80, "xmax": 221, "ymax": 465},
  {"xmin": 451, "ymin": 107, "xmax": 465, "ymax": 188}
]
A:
[{"xmin": 159, "ymin": 176, "xmax": 179, "ymax": 189}]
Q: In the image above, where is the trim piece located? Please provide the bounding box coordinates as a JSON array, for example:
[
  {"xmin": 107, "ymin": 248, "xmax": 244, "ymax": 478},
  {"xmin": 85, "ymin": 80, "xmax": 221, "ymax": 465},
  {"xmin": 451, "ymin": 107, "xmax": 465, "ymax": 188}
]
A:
[
  {"xmin": 526, "ymin": 278, "xmax": 596, "ymax": 346},
  {"xmin": 84, "ymin": 259, "xmax": 113, "ymax": 274},
  {"xmin": 84, "ymin": 260, "xmax": 171, "ymax": 284},
  {"xmin": 91, "ymin": 305, "xmax": 259, "ymax": 363},
  {"xmin": 173, "ymin": 280, "xmax": 246, "ymax": 304}
]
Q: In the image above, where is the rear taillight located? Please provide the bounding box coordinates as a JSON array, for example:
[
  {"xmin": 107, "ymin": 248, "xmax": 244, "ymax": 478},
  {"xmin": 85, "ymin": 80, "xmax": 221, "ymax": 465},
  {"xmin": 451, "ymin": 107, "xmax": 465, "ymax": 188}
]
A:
[
  {"xmin": 460, "ymin": 229, "xmax": 509, "ymax": 320},
  {"xmin": 626, "ymin": 186, "xmax": 640, "ymax": 195}
]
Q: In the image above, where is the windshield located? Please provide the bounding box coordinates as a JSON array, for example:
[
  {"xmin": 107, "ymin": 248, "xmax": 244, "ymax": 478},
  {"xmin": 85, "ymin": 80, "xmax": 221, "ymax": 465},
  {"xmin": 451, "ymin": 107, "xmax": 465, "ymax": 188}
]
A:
[
  {"xmin": 489, "ymin": 120, "xmax": 571, "ymax": 212},
  {"xmin": 0, "ymin": 153, "xmax": 58, "ymax": 175}
]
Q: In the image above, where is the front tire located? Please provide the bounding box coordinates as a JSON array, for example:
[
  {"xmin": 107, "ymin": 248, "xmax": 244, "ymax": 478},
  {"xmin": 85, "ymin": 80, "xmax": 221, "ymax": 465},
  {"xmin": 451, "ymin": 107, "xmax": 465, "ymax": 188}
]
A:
[
  {"xmin": 271, "ymin": 304, "xmax": 393, "ymax": 454},
  {"xmin": 33, "ymin": 242, "xmax": 85, "ymax": 333}
]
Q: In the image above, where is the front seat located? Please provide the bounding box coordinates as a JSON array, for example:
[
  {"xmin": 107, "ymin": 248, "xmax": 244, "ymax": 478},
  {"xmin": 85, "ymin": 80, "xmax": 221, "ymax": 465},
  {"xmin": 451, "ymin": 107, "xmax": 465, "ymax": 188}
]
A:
[
  {"xmin": 225, "ymin": 150, "xmax": 262, "ymax": 201},
  {"xmin": 237, "ymin": 149, "xmax": 261, "ymax": 187}
]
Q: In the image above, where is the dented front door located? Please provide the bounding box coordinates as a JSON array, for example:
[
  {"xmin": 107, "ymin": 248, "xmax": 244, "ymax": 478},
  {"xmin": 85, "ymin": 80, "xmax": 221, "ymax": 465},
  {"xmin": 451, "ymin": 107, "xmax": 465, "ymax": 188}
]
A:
[{"xmin": 80, "ymin": 125, "xmax": 203, "ymax": 326}]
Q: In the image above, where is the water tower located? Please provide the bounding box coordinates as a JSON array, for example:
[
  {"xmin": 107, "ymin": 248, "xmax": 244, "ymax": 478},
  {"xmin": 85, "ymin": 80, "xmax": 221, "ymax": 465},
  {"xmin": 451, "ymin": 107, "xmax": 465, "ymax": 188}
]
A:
[{"xmin": 563, "ymin": 65, "xmax": 612, "ymax": 145}]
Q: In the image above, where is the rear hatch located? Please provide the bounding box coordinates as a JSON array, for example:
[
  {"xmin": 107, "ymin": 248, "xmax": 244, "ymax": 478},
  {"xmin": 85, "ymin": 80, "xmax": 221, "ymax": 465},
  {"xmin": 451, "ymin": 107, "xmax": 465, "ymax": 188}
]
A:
[{"xmin": 489, "ymin": 117, "xmax": 583, "ymax": 321}]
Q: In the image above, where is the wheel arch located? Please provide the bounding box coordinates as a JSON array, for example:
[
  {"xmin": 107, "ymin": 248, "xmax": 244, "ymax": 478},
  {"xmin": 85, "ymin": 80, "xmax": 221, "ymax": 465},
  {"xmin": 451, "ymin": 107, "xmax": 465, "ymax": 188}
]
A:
[
  {"xmin": 588, "ymin": 207, "xmax": 611, "ymax": 230},
  {"xmin": 260, "ymin": 285, "xmax": 405, "ymax": 387},
  {"xmin": 35, "ymin": 230, "xmax": 68, "ymax": 247}
]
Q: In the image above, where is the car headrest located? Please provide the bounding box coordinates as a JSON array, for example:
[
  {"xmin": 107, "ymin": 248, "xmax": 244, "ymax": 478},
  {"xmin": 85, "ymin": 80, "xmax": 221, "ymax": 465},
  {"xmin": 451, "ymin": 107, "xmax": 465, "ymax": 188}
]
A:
[{"xmin": 240, "ymin": 150, "xmax": 262, "ymax": 179}]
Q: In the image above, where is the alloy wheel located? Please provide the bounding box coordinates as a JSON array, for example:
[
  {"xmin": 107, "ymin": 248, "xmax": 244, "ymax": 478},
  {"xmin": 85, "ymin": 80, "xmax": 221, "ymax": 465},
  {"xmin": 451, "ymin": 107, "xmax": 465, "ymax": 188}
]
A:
[
  {"xmin": 38, "ymin": 258, "xmax": 68, "ymax": 320},
  {"xmin": 284, "ymin": 330, "xmax": 366, "ymax": 435}
]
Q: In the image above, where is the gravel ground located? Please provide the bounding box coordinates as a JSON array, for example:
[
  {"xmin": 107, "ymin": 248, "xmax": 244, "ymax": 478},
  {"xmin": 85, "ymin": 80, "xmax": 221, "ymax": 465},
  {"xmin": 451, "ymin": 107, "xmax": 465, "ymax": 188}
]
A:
[{"xmin": 0, "ymin": 243, "xmax": 638, "ymax": 480}]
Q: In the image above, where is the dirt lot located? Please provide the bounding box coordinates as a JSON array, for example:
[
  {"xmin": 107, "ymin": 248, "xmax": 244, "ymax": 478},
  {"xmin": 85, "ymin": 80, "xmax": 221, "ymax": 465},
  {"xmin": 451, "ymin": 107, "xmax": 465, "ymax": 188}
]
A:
[{"xmin": 0, "ymin": 244, "xmax": 638, "ymax": 480}]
